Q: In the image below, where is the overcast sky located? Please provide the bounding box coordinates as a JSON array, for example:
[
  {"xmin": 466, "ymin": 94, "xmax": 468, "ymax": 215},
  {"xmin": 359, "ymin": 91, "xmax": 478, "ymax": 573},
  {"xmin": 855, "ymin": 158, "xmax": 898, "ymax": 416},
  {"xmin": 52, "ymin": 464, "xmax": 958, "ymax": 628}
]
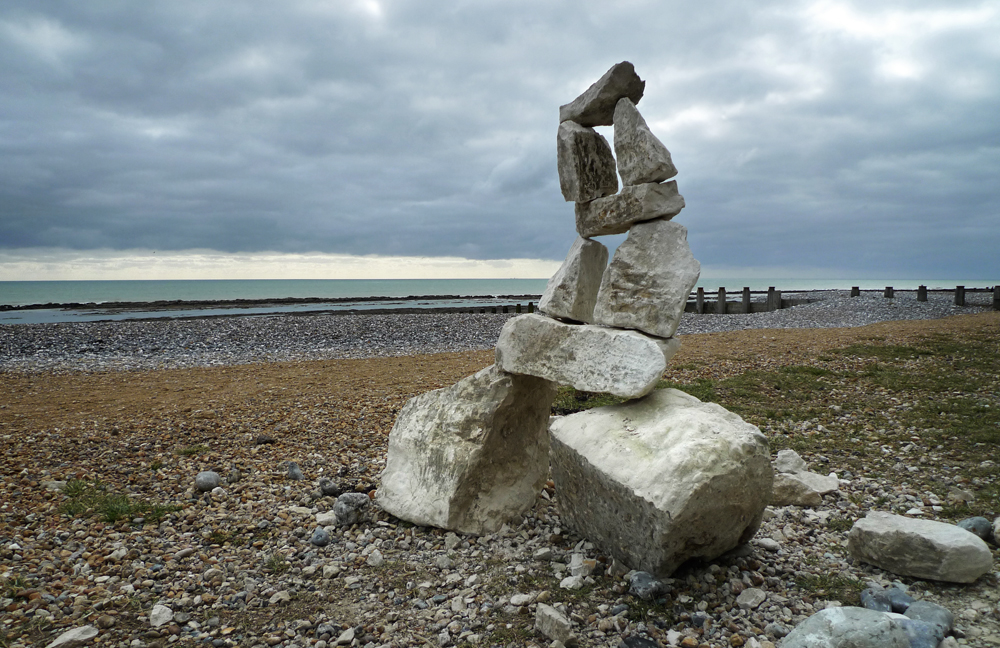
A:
[{"xmin": 1, "ymin": 0, "xmax": 998, "ymax": 281}]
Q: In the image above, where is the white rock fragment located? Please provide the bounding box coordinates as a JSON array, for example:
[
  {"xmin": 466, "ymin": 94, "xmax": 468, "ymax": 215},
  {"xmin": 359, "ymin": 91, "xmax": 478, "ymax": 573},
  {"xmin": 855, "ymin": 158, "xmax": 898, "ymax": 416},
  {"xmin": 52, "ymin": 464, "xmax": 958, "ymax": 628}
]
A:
[
  {"xmin": 848, "ymin": 511, "xmax": 993, "ymax": 583},
  {"xmin": 45, "ymin": 626, "xmax": 98, "ymax": 648},
  {"xmin": 535, "ymin": 603, "xmax": 576, "ymax": 645},
  {"xmin": 774, "ymin": 449, "xmax": 809, "ymax": 473},
  {"xmin": 613, "ymin": 97, "xmax": 678, "ymax": 185},
  {"xmin": 495, "ymin": 313, "xmax": 680, "ymax": 399},
  {"xmin": 149, "ymin": 604, "xmax": 173, "ymax": 627},
  {"xmin": 593, "ymin": 219, "xmax": 700, "ymax": 339},
  {"xmin": 575, "ymin": 181, "xmax": 685, "ymax": 238},
  {"xmin": 550, "ymin": 389, "xmax": 772, "ymax": 576},
  {"xmin": 539, "ymin": 237, "xmax": 608, "ymax": 323},
  {"xmin": 770, "ymin": 471, "xmax": 840, "ymax": 507},
  {"xmin": 377, "ymin": 364, "xmax": 556, "ymax": 534}
]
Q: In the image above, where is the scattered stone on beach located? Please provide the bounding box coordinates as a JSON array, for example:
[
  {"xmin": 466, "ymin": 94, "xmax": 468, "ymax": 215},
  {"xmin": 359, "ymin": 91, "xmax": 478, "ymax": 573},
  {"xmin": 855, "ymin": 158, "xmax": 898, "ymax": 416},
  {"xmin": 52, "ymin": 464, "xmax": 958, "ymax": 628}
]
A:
[
  {"xmin": 549, "ymin": 388, "xmax": 772, "ymax": 576},
  {"xmin": 286, "ymin": 461, "xmax": 304, "ymax": 480},
  {"xmin": 592, "ymin": 219, "xmax": 701, "ymax": 339},
  {"xmin": 956, "ymin": 516, "xmax": 992, "ymax": 542},
  {"xmin": 613, "ymin": 97, "xmax": 678, "ymax": 185},
  {"xmin": 628, "ymin": 571, "xmax": 666, "ymax": 600},
  {"xmin": 45, "ymin": 626, "xmax": 98, "ymax": 648},
  {"xmin": 780, "ymin": 607, "xmax": 910, "ymax": 648},
  {"xmin": 538, "ymin": 237, "xmax": 609, "ymax": 323},
  {"xmin": 535, "ymin": 603, "xmax": 576, "ymax": 645},
  {"xmin": 310, "ymin": 527, "xmax": 331, "ymax": 547},
  {"xmin": 559, "ymin": 60, "xmax": 645, "ymax": 127},
  {"xmin": 194, "ymin": 471, "xmax": 220, "ymax": 492},
  {"xmin": 903, "ymin": 600, "xmax": 955, "ymax": 636},
  {"xmin": 495, "ymin": 313, "xmax": 679, "ymax": 399},
  {"xmin": 556, "ymin": 121, "xmax": 619, "ymax": 203},
  {"xmin": 770, "ymin": 471, "xmax": 840, "ymax": 507},
  {"xmin": 574, "ymin": 181, "xmax": 685, "ymax": 238},
  {"xmin": 149, "ymin": 604, "xmax": 173, "ymax": 627},
  {"xmin": 319, "ymin": 477, "xmax": 340, "ymax": 497},
  {"xmin": 775, "ymin": 449, "xmax": 809, "ymax": 473},
  {"xmin": 848, "ymin": 511, "xmax": 994, "ymax": 583},
  {"xmin": 377, "ymin": 364, "xmax": 556, "ymax": 534},
  {"xmin": 333, "ymin": 492, "xmax": 371, "ymax": 527}
]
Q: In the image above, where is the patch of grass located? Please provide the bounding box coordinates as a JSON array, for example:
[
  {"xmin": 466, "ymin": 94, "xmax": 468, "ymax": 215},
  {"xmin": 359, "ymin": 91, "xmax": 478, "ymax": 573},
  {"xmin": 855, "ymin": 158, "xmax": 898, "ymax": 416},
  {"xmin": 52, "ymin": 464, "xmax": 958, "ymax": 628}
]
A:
[
  {"xmin": 175, "ymin": 444, "xmax": 209, "ymax": 456},
  {"xmin": 551, "ymin": 387, "xmax": 629, "ymax": 415},
  {"xmin": 826, "ymin": 516, "xmax": 856, "ymax": 532},
  {"xmin": 1, "ymin": 573, "xmax": 31, "ymax": 597},
  {"xmin": 264, "ymin": 553, "xmax": 289, "ymax": 574},
  {"xmin": 795, "ymin": 573, "xmax": 865, "ymax": 606},
  {"xmin": 149, "ymin": 460, "xmax": 164, "ymax": 471},
  {"xmin": 657, "ymin": 378, "xmax": 717, "ymax": 403},
  {"xmin": 57, "ymin": 480, "xmax": 181, "ymax": 523}
]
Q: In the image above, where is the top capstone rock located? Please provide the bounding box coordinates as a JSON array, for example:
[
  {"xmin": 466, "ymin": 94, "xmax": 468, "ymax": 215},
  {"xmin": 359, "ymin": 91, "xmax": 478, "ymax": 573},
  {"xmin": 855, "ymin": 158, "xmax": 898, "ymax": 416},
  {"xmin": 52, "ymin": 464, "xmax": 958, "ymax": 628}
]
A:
[{"xmin": 559, "ymin": 61, "xmax": 645, "ymax": 127}]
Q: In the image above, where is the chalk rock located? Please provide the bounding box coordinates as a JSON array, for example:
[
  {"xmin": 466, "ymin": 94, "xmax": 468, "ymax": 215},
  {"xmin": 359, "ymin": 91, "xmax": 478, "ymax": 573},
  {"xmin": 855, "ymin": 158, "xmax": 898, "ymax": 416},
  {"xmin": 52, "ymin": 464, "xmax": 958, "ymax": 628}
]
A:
[
  {"xmin": 848, "ymin": 511, "xmax": 993, "ymax": 583},
  {"xmin": 559, "ymin": 61, "xmax": 645, "ymax": 127},
  {"xmin": 557, "ymin": 121, "xmax": 618, "ymax": 202},
  {"xmin": 149, "ymin": 604, "xmax": 173, "ymax": 627},
  {"xmin": 774, "ymin": 449, "xmax": 808, "ymax": 473},
  {"xmin": 45, "ymin": 626, "xmax": 98, "ymax": 648},
  {"xmin": 770, "ymin": 471, "xmax": 840, "ymax": 507},
  {"xmin": 575, "ymin": 181, "xmax": 685, "ymax": 238},
  {"xmin": 535, "ymin": 603, "xmax": 576, "ymax": 645},
  {"xmin": 377, "ymin": 365, "xmax": 556, "ymax": 534},
  {"xmin": 538, "ymin": 237, "xmax": 609, "ymax": 323},
  {"xmin": 549, "ymin": 388, "xmax": 772, "ymax": 576},
  {"xmin": 613, "ymin": 97, "xmax": 677, "ymax": 185},
  {"xmin": 593, "ymin": 219, "xmax": 700, "ymax": 339},
  {"xmin": 781, "ymin": 607, "xmax": 909, "ymax": 648},
  {"xmin": 495, "ymin": 313, "xmax": 680, "ymax": 399}
]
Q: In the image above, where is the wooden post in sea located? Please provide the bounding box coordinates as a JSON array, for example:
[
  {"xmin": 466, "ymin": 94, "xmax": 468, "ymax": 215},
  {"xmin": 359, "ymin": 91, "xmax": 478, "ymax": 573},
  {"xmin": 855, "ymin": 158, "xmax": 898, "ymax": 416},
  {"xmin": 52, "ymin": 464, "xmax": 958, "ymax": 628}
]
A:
[
  {"xmin": 993, "ymin": 286, "xmax": 1000, "ymax": 311},
  {"xmin": 696, "ymin": 287, "xmax": 705, "ymax": 314},
  {"xmin": 742, "ymin": 287, "xmax": 751, "ymax": 313},
  {"xmin": 528, "ymin": 302, "xmax": 534, "ymax": 313},
  {"xmin": 884, "ymin": 286, "xmax": 894, "ymax": 298},
  {"xmin": 716, "ymin": 288, "xmax": 726, "ymax": 314},
  {"xmin": 766, "ymin": 287, "xmax": 776, "ymax": 311},
  {"xmin": 515, "ymin": 303, "xmax": 522, "ymax": 313},
  {"xmin": 917, "ymin": 286, "xmax": 927, "ymax": 302},
  {"xmin": 501, "ymin": 305, "xmax": 508, "ymax": 314},
  {"xmin": 850, "ymin": 287, "xmax": 860, "ymax": 297},
  {"xmin": 954, "ymin": 286, "xmax": 965, "ymax": 306}
]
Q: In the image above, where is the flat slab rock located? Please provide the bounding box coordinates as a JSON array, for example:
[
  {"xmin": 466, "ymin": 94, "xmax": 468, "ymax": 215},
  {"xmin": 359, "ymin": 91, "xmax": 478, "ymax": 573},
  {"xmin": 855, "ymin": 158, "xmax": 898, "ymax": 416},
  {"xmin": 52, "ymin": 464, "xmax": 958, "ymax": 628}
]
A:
[
  {"xmin": 559, "ymin": 61, "xmax": 645, "ymax": 127},
  {"xmin": 557, "ymin": 121, "xmax": 618, "ymax": 203},
  {"xmin": 575, "ymin": 181, "xmax": 685, "ymax": 238},
  {"xmin": 495, "ymin": 313, "xmax": 680, "ymax": 399},
  {"xmin": 781, "ymin": 607, "xmax": 910, "ymax": 648},
  {"xmin": 593, "ymin": 219, "xmax": 700, "ymax": 339},
  {"xmin": 538, "ymin": 236, "xmax": 608, "ymax": 323},
  {"xmin": 770, "ymin": 471, "xmax": 840, "ymax": 507},
  {"xmin": 550, "ymin": 388, "xmax": 772, "ymax": 576},
  {"xmin": 848, "ymin": 511, "xmax": 993, "ymax": 583},
  {"xmin": 377, "ymin": 364, "xmax": 556, "ymax": 535}
]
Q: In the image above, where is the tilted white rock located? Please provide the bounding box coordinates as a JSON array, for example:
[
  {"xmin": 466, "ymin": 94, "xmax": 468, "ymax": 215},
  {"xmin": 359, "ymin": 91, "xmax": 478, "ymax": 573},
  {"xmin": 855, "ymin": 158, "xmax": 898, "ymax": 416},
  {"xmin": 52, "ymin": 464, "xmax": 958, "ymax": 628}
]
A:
[
  {"xmin": 556, "ymin": 121, "xmax": 619, "ymax": 203},
  {"xmin": 575, "ymin": 181, "xmax": 685, "ymax": 238},
  {"xmin": 774, "ymin": 449, "xmax": 809, "ymax": 473},
  {"xmin": 613, "ymin": 97, "xmax": 678, "ymax": 186},
  {"xmin": 593, "ymin": 219, "xmax": 700, "ymax": 338},
  {"xmin": 549, "ymin": 388, "xmax": 772, "ymax": 576},
  {"xmin": 495, "ymin": 313, "xmax": 680, "ymax": 399},
  {"xmin": 538, "ymin": 236, "xmax": 609, "ymax": 323},
  {"xmin": 559, "ymin": 61, "xmax": 645, "ymax": 127},
  {"xmin": 377, "ymin": 365, "xmax": 556, "ymax": 535},
  {"xmin": 847, "ymin": 511, "xmax": 994, "ymax": 583},
  {"xmin": 45, "ymin": 626, "xmax": 99, "ymax": 648},
  {"xmin": 771, "ymin": 471, "xmax": 840, "ymax": 507}
]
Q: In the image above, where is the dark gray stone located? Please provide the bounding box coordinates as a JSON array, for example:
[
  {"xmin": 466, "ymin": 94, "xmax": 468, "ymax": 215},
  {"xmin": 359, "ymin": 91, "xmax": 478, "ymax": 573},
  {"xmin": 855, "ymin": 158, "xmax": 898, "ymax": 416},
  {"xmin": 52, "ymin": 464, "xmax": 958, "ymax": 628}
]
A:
[
  {"xmin": 886, "ymin": 586, "xmax": 914, "ymax": 613},
  {"xmin": 904, "ymin": 600, "xmax": 954, "ymax": 634},
  {"xmin": 629, "ymin": 571, "xmax": 666, "ymax": 600},
  {"xmin": 898, "ymin": 618, "xmax": 946, "ymax": 648},
  {"xmin": 334, "ymin": 492, "xmax": 371, "ymax": 526},
  {"xmin": 957, "ymin": 516, "xmax": 992, "ymax": 541},
  {"xmin": 860, "ymin": 587, "xmax": 892, "ymax": 612},
  {"xmin": 287, "ymin": 462, "xmax": 304, "ymax": 481},
  {"xmin": 319, "ymin": 478, "xmax": 340, "ymax": 497},
  {"xmin": 621, "ymin": 636, "xmax": 658, "ymax": 648},
  {"xmin": 310, "ymin": 527, "xmax": 331, "ymax": 547}
]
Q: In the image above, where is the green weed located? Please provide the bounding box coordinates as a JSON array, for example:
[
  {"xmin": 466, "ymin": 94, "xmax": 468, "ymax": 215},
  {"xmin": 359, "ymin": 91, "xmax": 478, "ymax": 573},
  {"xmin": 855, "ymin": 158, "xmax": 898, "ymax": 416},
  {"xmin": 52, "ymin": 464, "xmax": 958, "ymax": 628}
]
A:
[{"xmin": 175, "ymin": 444, "xmax": 209, "ymax": 456}]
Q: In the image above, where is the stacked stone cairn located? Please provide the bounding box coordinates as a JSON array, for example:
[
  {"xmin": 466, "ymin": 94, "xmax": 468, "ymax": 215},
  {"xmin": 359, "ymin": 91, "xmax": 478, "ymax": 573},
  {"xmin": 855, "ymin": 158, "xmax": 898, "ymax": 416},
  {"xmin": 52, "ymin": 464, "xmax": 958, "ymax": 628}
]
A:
[{"xmin": 378, "ymin": 62, "xmax": 773, "ymax": 578}]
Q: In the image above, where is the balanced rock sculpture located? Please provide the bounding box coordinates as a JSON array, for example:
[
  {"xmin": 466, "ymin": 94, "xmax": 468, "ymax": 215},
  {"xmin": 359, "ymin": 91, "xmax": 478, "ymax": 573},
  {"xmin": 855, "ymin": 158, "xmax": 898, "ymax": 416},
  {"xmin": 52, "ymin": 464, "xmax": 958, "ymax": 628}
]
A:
[{"xmin": 378, "ymin": 62, "xmax": 771, "ymax": 556}]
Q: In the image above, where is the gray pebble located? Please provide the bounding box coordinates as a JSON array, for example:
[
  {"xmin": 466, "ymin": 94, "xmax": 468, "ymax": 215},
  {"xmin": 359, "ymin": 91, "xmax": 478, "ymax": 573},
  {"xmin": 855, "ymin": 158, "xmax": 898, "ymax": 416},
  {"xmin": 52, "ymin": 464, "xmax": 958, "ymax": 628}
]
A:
[
  {"xmin": 310, "ymin": 527, "xmax": 331, "ymax": 547},
  {"xmin": 287, "ymin": 462, "xmax": 304, "ymax": 481},
  {"xmin": 956, "ymin": 516, "xmax": 992, "ymax": 541},
  {"xmin": 195, "ymin": 471, "xmax": 220, "ymax": 492},
  {"xmin": 628, "ymin": 571, "xmax": 665, "ymax": 600}
]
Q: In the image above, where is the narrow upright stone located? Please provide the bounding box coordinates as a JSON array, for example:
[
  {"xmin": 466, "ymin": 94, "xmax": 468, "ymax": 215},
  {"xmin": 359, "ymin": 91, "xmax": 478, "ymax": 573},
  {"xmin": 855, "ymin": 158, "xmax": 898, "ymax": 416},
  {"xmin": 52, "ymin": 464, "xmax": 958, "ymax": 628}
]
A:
[
  {"xmin": 557, "ymin": 121, "xmax": 618, "ymax": 202},
  {"xmin": 593, "ymin": 219, "xmax": 701, "ymax": 339},
  {"xmin": 559, "ymin": 61, "xmax": 645, "ymax": 127},
  {"xmin": 575, "ymin": 181, "xmax": 685, "ymax": 238},
  {"xmin": 539, "ymin": 237, "xmax": 609, "ymax": 322},
  {"xmin": 613, "ymin": 98, "xmax": 678, "ymax": 185}
]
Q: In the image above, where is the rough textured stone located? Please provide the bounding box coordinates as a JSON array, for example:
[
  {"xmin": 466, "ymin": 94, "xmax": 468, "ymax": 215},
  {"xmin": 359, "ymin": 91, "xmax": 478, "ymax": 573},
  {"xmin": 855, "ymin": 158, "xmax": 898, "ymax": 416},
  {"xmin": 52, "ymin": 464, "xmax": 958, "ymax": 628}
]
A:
[
  {"xmin": 195, "ymin": 471, "xmax": 220, "ymax": 492},
  {"xmin": 149, "ymin": 604, "xmax": 173, "ymax": 627},
  {"xmin": 592, "ymin": 219, "xmax": 700, "ymax": 339},
  {"xmin": 848, "ymin": 511, "xmax": 993, "ymax": 583},
  {"xmin": 559, "ymin": 61, "xmax": 645, "ymax": 127},
  {"xmin": 780, "ymin": 607, "xmax": 910, "ymax": 648},
  {"xmin": 575, "ymin": 181, "xmax": 685, "ymax": 238},
  {"xmin": 557, "ymin": 121, "xmax": 618, "ymax": 202},
  {"xmin": 613, "ymin": 98, "xmax": 677, "ymax": 185},
  {"xmin": 770, "ymin": 471, "xmax": 840, "ymax": 507},
  {"xmin": 333, "ymin": 492, "xmax": 370, "ymax": 526},
  {"xmin": 495, "ymin": 313, "xmax": 679, "ymax": 399},
  {"xmin": 45, "ymin": 626, "xmax": 98, "ymax": 648},
  {"xmin": 774, "ymin": 449, "xmax": 808, "ymax": 473},
  {"xmin": 535, "ymin": 603, "xmax": 576, "ymax": 645},
  {"xmin": 539, "ymin": 237, "xmax": 609, "ymax": 323},
  {"xmin": 629, "ymin": 572, "xmax": 666, "ymax": 600},
  {"xmin": 903, "ymin": 600, "xmax": 954, "ymax": 634},
  {"xmin": 549, "ymin": 388, "xmax": 772, "ymax": 576},
  {"xmin": 377, "ymin": 365, "xmax": 556, "ymax": 534}
]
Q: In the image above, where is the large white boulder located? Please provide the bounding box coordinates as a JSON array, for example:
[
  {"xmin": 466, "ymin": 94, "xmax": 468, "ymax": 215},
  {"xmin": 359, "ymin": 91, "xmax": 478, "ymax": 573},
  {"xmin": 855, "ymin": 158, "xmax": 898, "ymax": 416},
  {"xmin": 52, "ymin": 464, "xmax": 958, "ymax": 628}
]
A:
[
  {"xmin": 574, "ymin": 181, "xmax": 685, "ymax": 238},
  {"xmin": 613, "ymin": 98, "xmax": 678, "ymax": 186},
  {"xmin": 559, "ymin": 61, "xmax": 645, "ymax": 127},
  {"xmin": 538, "ymin": 237, "xmax": 609, "ymax": 323},
  {"xmin": 495, "ymin": 313, "xmax": 680, "ymax": 399},
  {"xmin": 556, "ymin": 121, "xmax": 618, "ymax": 202},
  {"xmin": 593, "ymin": 219, "xmax": 700, "ymax": 339},
  {"xmin": 780, "ymin": 607, "xmax": 910, "ymax": 648},
  {"xmin": 847, "ymin": 511, "xmax": 994, "ymax": 583},
  {"xmin": 549, "ymin": 388, "xmax": 772, "ymax": 576},
  {"xmin": 377, "ymin": 365, "xmax": 556, "ymax": 535}
]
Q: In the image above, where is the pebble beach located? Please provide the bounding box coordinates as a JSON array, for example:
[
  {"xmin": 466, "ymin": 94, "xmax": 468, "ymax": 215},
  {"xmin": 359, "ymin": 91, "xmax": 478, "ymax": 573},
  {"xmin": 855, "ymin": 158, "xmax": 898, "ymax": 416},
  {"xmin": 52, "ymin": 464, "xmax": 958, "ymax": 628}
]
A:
[{"xmin": 1, "ymin": 291, "xmax": 999, "ymax": 648}]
